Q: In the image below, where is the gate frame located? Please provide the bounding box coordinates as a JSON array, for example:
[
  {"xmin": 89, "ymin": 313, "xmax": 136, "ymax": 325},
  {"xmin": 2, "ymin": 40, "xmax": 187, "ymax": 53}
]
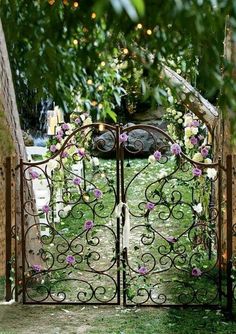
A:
[
  {"xmin": 19, "ymin": 123, "xmax": 121, "ymax": 305},
  {"xmin": 119, "ymin": 124, "xmax": 226, "ymax": 308},
  {"xmin": 7, "ymin": 124, "xmax": 234, "ymax": 312}
]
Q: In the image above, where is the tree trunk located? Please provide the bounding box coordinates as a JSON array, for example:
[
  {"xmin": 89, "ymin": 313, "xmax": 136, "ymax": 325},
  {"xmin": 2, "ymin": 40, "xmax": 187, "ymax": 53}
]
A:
[{"xmin": 216, "ymin": 20, "xmax": 236, "ymax": 263}]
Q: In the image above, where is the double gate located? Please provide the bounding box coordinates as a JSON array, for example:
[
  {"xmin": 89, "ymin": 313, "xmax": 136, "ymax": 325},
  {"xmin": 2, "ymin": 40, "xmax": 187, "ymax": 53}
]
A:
[{"xmin": 3, "ymin": 123, "xmax": 236, "ymax": 311}]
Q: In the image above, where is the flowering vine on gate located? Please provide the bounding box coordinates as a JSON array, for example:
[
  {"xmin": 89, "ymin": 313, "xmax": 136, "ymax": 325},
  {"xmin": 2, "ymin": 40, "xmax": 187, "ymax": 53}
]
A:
[{"xmin": 20, "ymin": 113, "xmax": 223, "ymax": 306}]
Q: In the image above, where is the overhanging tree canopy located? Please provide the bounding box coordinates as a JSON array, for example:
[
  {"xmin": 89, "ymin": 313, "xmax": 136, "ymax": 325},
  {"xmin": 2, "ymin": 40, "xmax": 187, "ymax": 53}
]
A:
[{"xmin": 0, "ymin": 0, "xmax": 235, "ymax": 130}]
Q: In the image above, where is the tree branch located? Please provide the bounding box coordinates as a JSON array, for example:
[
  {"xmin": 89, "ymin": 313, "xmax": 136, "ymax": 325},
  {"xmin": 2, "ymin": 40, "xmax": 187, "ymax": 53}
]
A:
[{"xmin": 161, "ymin": 65, "xmax": 218, "ymax": 133}]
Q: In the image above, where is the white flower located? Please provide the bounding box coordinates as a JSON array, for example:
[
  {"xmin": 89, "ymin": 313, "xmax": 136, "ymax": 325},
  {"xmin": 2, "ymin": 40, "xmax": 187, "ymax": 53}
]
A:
[
  {"xmin": 207, "ymin": 168, "xmax": 217, "ymax": 180},
  {"xmin": 191, "ymin": 127, "xmax": 198, "ymax": 135},
  {"xmin": 175, "ymin": 112, "xmax": 182, "ymax": 120},
  {"xmin": 168, "ymin": 95, "xmax": 174, "ymax": 104},
  {"xmin": 55, "ymin": 143, "xmax": 61, "ymax": 150},
  {"xmin": 80, "ymin": 114, "xmax": 86, "ymax": 122},
  {"xmin": 148, "ymin": 155, "xmax": 156, "ymax": 164},
  {"xmin": 56, "ymin": 125, "xmax": 62, "ymax": 132},
  {"xmin": 47, "ymin": 159, "xmax": 59, "ymax": 171},
  {"xmin": 83, "ymin": 117, "xmax": 92, "ymax": 126},
  {"xmin": 66, "ymin": 123, "xmax": 71, "ymax": 130},
  {"xmin": 184, "ymin": 115, "xmax": 193, "ymax": 126},
  {"xmin": 92, "ymin": 157, "xmax": 100, "ymax": 166},
  {"xmin": 204, "ymin": 158, "xmax": 212, "ymax": 164},
  {"xmin": 185, "ymin": 127, "xmax": 192, "ymax": 138},
  {"xmin": 178, "ymin": 118, "xmax": 183, "ymax": 124},
  {"xmin": 185, "ymin": 139, "xmax": 194, "ymax": 149},
  {"xmin": 192, "ymin": 152, "xmax": 204, "ymax": 162},
  {"xmin": 171, "ymin": 109, "xmax": 176, "ymax": 116},
  {"xmin": 65, "ymin": 129, "xmax": 73, "ymax": 136},
  {"xmin": 193, "ymin": 203, "xmax": 203, "ymax": 214}
]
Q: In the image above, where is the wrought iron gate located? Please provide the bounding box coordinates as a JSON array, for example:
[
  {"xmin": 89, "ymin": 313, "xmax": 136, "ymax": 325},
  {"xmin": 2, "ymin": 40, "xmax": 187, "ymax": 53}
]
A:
[{"xmin": 15, "ymin": 123, "xmax": 234, "ymax": 310}]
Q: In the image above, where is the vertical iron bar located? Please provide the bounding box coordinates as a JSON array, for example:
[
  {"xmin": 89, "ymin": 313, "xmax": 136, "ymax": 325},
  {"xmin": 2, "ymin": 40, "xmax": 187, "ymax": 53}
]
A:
[
  {"xmin": 51, "ymin": 170, "xmax": 55, "ymax": 227},
  {"xmin": 119, "ymin": 126, "xmax": 127, "ymax": 306},
  {"xmin": 115, "ymin": 124, "xmax": 121, "ymax": 305},
  {"xmin": 217, "ymin": 158, "xmax": 222, "ymax": 302},
  {"xmin": 226, "ymin": 155, "xmax": 233, "ymax": 315},
  {"xmin": 20, "ymin": 159, "xmax": 26, "ymax": 303},
  {"xmin": 208, "ymin": 181, "xmax": 214, "ymax": 261},
  {"xmin": 5, "ymin": 157, "xmax": 12, "ymax": 301},
  {"xmin": 13, "ymin": 159, "xmax": 18, "ymax": 302},
  {"xmin": 83, "ymin": 159, "xmax": 86, "ymax": 191}
]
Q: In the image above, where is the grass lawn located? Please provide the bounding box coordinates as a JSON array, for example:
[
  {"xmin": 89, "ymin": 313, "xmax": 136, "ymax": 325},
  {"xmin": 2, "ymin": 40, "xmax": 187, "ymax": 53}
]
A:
[
  {"xmin": 0, "ymin": 304, "xmax": 235, "ymax": 334},
  {"xmin": 1, "ymin": 158, "xmax": 235, "ymax": 332}
]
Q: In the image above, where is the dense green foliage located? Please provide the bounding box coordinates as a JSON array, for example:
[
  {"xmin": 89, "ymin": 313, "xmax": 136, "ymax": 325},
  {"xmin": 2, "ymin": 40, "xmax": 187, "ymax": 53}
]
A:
[{"xmin": 0, "ymin": 1, "xmax": 235, "ymax": 126}]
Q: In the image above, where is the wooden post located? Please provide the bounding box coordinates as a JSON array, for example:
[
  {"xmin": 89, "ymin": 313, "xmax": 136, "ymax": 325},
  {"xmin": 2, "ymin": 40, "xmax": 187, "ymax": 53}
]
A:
[
  {"xmin": 226, "ymin": 155, "xmax": 233, "ymax": 315},
  {"xmin": 5, "ymin": 157, "xmax": 12, "ymax": 301}
]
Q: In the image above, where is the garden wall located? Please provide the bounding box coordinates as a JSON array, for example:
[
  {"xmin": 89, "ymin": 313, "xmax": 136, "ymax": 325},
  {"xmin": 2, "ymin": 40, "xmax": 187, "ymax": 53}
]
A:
[
  {"xmin": 0, "ymin": 18, "xmax": 21, "ymax": 277},
  {"xmin": 0, "ymin": 20, "xmax": 40, "ymax": 285}
]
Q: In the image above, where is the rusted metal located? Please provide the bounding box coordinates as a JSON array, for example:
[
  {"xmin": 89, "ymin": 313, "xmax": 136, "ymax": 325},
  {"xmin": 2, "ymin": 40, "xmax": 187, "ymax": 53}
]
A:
[
  {"xmin": 226, "ymin": 155, "xmax": 233, "ymax": 315},
  {"xmin": 5, "ymin": 157, "xmax": 12, "ymax": 301}
]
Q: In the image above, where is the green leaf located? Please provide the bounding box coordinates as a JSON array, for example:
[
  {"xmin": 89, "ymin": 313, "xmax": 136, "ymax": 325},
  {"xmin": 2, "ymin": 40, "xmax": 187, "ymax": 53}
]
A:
[
  {"xmin": 131, "ymin": 0, "xmax": 145, "ymax": 16},
  {"xmin": 106, "ymin": 108, "xmax": 117, "ymax": 121},
  {"xmin": 154, "ymin": 87, "xmax": 161, "ymax": 104},
  {"xmin": 141, "ymin": 79, "xmax": 146, "ymax": 95},
  {"xmin": 114, "ymin": 92, "xmax": 121, "ymax": 106},
  {"xmin": 110, "ymin": 0, "xmax": 123, "ymax": 14},
  {"xmin": 114, "ymin": 0, "xmax": 138, "ymax": 21}
]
